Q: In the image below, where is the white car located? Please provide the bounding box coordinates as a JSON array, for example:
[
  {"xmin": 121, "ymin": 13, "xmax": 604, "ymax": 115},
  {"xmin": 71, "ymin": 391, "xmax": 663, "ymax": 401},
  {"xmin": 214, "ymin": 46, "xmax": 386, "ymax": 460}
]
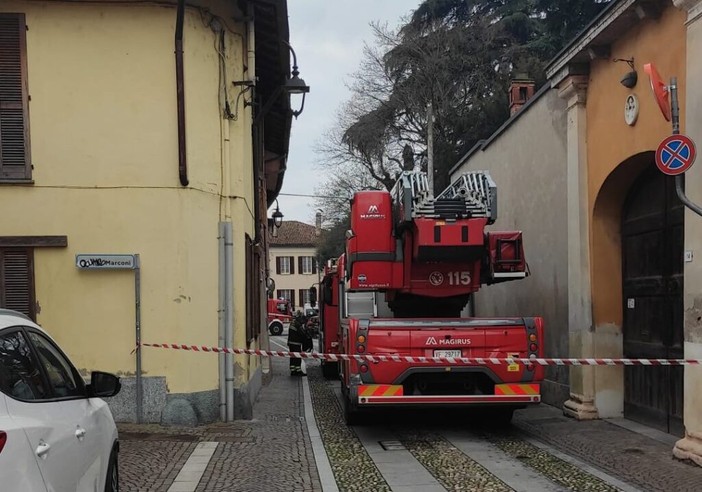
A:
[{"xmin": 0, "ymin": 309, "xmax": 121, "ymax": 491}]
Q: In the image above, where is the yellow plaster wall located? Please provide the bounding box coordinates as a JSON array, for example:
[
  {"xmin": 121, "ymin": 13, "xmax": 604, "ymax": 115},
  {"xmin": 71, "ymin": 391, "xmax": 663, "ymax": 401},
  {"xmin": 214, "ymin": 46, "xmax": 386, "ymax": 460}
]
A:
[
  {"xmin": 587, "ymin": 6, "xmax": 687, "ymax": 331},
  {"xmin": 0, "ymin": 1, "xmax": 257, "ymax": 394}
]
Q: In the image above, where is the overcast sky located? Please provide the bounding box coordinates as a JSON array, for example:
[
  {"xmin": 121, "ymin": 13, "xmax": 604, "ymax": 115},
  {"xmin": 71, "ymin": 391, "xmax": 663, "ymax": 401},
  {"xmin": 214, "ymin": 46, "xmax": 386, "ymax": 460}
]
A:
[{"xmin": 274, "ymin": 1, "xmax": 420, "ymax": 224}]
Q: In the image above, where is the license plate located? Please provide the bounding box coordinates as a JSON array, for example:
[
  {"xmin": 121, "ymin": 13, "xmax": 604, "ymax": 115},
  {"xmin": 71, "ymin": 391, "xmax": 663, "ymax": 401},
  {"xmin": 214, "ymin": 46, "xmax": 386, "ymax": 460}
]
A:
[{"xmin": 434, "ymin": 350, "xmax": 462, "ymax": 358}]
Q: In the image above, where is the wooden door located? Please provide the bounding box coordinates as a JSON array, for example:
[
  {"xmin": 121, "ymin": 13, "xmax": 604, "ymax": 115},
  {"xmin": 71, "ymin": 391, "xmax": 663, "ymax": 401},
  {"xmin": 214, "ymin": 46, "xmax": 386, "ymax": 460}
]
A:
[{"xmin": 621, "ymin": 167, "xmax": 684, "ymax": 435}]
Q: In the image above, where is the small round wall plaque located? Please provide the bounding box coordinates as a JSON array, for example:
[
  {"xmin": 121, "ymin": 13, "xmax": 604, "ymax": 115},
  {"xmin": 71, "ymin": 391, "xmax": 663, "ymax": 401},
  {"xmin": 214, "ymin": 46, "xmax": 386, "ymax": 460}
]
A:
[{"xmin": 624, "ymin": 94, "xmax": 639, "ymax": 126}]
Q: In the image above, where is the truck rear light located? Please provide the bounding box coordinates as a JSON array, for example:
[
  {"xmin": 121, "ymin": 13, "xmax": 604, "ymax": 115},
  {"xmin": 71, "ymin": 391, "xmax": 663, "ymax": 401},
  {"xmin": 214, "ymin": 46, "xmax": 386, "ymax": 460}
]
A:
[
  {"xmin": 357, "ymin": 344, "xmax": 366, "ymax": 353},
  {"xmin": 359, "ymin": 364, "xmax": 369, "ymax": 373},
  {"xmin": 529, "ymin": 334, "xmax": 537, "ymax": 342},
  {"xmin": 530, "ymin": 343, "xmax": 537, "ymax": 352},
  {"xmin": 0, "ymin": 431, "xmax": 6, "ymax": 453},
  {"xmin": 357, "ymin": 335, "xmax": 366, "ymax": 343}
]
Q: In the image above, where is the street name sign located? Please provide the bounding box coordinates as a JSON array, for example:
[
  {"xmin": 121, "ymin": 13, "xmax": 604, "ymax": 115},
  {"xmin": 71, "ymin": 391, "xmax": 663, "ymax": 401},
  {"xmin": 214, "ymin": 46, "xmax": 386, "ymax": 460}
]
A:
[{"xmin": 76, "ymin": 254, "xmax": 136, "ymax": 270}]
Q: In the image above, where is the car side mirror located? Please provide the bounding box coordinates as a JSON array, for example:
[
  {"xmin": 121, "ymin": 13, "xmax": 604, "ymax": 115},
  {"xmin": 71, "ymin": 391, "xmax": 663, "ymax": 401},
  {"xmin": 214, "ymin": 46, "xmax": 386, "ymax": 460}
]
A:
[{"xmin": 87, "ymin": 371, "xmax": 121, "ymax": 398}]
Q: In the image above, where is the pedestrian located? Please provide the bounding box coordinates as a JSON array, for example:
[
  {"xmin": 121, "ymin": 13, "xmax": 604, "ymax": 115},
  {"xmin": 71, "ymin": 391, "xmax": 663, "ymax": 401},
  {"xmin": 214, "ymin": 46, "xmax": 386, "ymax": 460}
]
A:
[{"xmin": 287, "ymin": 310, "xmax": 310, "ymax": 376}]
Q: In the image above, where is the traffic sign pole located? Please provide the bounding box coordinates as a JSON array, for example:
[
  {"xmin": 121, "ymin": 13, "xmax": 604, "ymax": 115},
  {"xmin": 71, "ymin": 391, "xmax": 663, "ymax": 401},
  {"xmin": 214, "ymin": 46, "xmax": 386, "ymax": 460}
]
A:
[{"xmin": 668, "ymin": 77, "xmax": 702, "ymax": 217}]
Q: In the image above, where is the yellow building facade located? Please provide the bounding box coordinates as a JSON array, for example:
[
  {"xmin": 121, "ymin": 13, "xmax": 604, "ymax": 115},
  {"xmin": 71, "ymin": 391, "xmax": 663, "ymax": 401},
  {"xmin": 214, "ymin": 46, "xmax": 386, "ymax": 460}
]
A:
[{"xmin": 0, "ymin": 0, "xmax": 296, "ymax": 424}]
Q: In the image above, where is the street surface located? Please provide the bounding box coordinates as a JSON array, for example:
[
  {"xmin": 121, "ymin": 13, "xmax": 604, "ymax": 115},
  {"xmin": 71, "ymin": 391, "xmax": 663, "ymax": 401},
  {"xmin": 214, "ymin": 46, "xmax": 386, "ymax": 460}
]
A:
[{"xmin": 118, "ymin": 336, "xmax": 702, "ymax": 491}]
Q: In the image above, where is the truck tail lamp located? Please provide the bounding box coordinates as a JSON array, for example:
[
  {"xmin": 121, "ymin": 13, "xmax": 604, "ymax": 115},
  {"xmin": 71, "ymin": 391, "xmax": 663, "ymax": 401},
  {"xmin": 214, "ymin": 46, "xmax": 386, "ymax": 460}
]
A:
[
  {"xmin": 0, "ymin": 431, "xmax": 6, "ymax": 454},
  {"xmin": 526, "ymin": 320, "xmax": 539, "ymax": 369},
  {"xmin": 357, "ymin": 335, "xmax": 366, "ymax": 343}
]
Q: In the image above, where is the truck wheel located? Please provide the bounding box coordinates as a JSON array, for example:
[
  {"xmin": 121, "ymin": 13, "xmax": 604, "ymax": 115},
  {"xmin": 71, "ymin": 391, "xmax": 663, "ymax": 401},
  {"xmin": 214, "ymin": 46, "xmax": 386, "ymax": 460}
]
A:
[
  {"xmin": 343, "ymin": 392, "xmax": 361, "ymax": 426},
  {"xmin": 269, "ymin": 321, "xmax": 284, "ymax": 336},
  {"xmin": 487, "ymin": 407, "xmax": 514, "ymax": 427},
  {"xmin": 321, "ymin": 361, "xmax": 338, "ymax": 380}
]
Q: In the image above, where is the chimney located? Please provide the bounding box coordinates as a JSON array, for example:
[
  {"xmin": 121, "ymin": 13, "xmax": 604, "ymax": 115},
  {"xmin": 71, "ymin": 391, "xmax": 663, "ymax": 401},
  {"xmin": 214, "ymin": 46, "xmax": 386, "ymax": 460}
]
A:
[{"xmin": 508, "ymin": 73, "xmax": 535, "ymax": 116}]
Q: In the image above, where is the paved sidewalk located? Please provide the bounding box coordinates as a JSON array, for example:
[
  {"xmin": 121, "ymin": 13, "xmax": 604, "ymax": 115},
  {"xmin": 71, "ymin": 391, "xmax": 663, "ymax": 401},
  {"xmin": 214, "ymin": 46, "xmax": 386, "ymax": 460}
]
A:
[
  {"xmin": 512, "ymin": 404, "xmax": 702, "ymax": 492},
  {"xmin": 118, "ymin": 355, "xmax": 322, "ymax": 492}
]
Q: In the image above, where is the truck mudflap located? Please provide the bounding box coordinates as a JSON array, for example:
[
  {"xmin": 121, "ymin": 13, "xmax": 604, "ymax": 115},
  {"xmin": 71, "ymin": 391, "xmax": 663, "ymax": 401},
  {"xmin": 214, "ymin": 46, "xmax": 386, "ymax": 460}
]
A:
[{"xmin": 356, "ymin": 383, "xmax": 540, "ymax": 406}]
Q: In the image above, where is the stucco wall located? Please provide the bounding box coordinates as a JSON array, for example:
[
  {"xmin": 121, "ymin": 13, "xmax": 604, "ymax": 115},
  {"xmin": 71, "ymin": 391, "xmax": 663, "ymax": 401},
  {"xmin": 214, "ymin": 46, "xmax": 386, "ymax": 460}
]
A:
[
  {"xmin": 450, "ymin": 89, "xmax": 569, "ymax": 405},
  {"xmin": 0, "ymin": 1, "xmax": 259, "ymax": 420},
  {"xmin": 674, "ymin": 0, "xmax": 702, "ymax": 461},
  {"xmin": 585, "ymin": 5, "xmax": 686, "ymax": 416}
]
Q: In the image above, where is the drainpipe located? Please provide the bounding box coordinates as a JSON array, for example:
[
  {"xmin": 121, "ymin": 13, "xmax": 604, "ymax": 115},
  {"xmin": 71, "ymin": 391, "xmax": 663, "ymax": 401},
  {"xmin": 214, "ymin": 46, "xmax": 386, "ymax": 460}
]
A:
[
  {"xmin": 218, "ymin": 223, "xmax": 226, "ymax": 421},
  {"xmin": 224, "ymin": 222, "xmax": 235, "ymax": 421},
  {"xmin": 247, "ymin": 2, "xmax": 263, "ymax": 246},
  {"xmin": 175, "ymin": 0, "xmax": 188, "ymax": 186}
]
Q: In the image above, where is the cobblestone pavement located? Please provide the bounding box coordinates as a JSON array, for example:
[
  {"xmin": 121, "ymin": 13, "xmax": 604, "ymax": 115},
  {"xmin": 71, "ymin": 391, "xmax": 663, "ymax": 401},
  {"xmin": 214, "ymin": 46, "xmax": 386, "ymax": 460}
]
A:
[
  {"xmin": 317, "ymin": 374, "xmax": 629, "ymax": 492},
  {"xmin": 512, "ymin": 406, "xmax": 702, "ymax": 492},
  {"xmin": 119, "ymin": 350, "xmax": 702, "ymax": 492},
  {"xmin": 307, "ymin": 365, "xmax": 390, "ymax": 492},
  {"xmin": 118, "ymin": 353, "xmax": 321, "ymax": 492}
]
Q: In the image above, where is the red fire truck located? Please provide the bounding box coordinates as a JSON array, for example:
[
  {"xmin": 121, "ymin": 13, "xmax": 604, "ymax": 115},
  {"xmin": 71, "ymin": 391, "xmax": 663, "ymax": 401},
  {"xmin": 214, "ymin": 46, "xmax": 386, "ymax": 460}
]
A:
[
  {"xmin": 267, "ymin": 298, "xmax": 292, "ymax": 336},
  {"xmin": 314, "ymin": 171, "xmax": 544, "ymax": 425}
]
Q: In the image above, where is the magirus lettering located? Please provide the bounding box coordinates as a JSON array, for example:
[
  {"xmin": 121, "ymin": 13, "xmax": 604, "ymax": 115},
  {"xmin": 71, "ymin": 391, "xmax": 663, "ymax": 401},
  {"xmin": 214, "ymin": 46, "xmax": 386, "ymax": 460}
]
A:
[
  {"xmin": 439, "ymin": 338, "xmax": 472, "ymax": 345},
  {"xmin": 360, "ymin": 204, "xmax": 386, "ymax": 219}
]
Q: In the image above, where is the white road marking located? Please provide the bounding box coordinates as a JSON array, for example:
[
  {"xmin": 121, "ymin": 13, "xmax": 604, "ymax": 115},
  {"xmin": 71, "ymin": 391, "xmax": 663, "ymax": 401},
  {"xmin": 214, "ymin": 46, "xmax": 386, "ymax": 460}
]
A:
[
  {"xmin": 331, "ymin": 383, "xmax": 446, "ymax": 491},
  {"xmin": 442, "ymin": 430, "xmax": 567, "ymax": 492},
  {"xmin": 167, "ymin": 442, "xmax": 217, "ymax": 492},
  {"xmin": 303, "ymin": 376, "xmax": 339, "ymax": 491}
]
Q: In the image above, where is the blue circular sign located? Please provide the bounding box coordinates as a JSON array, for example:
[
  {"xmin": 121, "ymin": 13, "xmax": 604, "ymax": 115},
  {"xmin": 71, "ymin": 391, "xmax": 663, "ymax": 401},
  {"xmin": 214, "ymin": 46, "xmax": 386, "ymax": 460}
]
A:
[{"xmin": 655, "ymin": 134, "xmax": 696, "ymax": 176}]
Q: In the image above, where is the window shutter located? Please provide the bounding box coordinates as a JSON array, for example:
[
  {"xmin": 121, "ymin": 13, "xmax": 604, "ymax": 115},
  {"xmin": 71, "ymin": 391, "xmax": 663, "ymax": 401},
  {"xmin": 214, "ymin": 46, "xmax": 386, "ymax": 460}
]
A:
[
  {"xmin": 276, "ymin": 289, "xmax": 282, "ymax": 299},
  {"xmin": 0, "ymin": 248, "xmax": 34, "ymax": 320},
  {"xmin": 275, "ymin": 257, "xmax": 280, "ymax": 274},
  {"xmin": 298, "ymin": 289, "xmax": 304, "ymax": 307},
  {"xmin": 298, "ymin": 256, "xmax": 303, "ymax": 273},
  {"xmin": 0, "ymin": 14, "xmax": 30, "ymax": 180},
  {"xmin": 312, "ymin": 258, "xmax": 317, "ymax": 274},
  {"xmin": 289, "ymin": 256, "xmax": 295, "ymax": 275}
]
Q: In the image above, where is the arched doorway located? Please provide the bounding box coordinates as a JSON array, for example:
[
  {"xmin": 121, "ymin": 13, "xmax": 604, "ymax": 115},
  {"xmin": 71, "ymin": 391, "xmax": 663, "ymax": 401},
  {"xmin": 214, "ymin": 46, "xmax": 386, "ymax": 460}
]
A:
[{"xmin": 621, "ymin": 165, "xmax": 684, "ymax": 435}]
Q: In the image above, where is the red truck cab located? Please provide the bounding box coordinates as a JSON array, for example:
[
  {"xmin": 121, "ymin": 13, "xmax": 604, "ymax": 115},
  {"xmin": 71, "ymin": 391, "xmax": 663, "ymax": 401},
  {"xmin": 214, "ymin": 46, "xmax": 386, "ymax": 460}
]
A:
[
  {"xmin": 267, "ymin": 298, "xmax": 292, "ymax": 336},
  {"xmin": 317, "ymin": 260, "xmax": 341, "ymax": 379}
]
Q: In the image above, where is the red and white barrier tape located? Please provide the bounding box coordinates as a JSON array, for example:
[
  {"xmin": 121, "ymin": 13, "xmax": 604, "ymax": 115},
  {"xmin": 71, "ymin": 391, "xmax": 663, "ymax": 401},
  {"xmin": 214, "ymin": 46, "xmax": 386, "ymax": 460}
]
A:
[{"xmin": 139, "ymin": 343, "xmax": 702, "ymax": 366}]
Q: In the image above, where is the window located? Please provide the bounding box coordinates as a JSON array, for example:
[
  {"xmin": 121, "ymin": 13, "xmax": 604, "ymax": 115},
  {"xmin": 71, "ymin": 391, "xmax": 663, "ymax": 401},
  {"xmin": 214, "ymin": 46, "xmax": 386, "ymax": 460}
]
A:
[
  {"xmin": 276, "ymin": 256, "xmax": 294, "ymax": 275},
  {"xmin": 276, "ymin": 289, "xmax": 294, "ymax": 310},
  {"xmin": 299, "ymin": 256, "xmax": 316, "ymax": 275},
  {"xmin": 0, "ymin": 248, "xmax": 35, "ymax": 320},
  {"xmin": 27, "ymin": 331, "xmax": 84, "ymax": 398},
  {"xmin": 0, "ymin": 14, "xmax": 31, "ymax": 181},
  {"xmin": 298, "ymin": 289, "xmax": 312, "ymax": 307},
  {"xmin": 0, "ymin": 330, "xmax": 47, "ymax": 400}
]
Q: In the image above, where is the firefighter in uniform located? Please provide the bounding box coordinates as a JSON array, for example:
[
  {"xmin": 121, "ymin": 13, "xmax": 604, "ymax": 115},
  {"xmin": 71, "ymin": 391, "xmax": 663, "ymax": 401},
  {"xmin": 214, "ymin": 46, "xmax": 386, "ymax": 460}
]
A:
[{"xmin": 287, "ymin": 310, "xmax": 311, "ymax": 376}]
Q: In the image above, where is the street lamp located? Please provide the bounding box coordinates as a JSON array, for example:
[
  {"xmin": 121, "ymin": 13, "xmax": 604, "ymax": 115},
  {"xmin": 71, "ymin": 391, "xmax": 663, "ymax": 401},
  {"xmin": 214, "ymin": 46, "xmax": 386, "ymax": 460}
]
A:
[
  {"xmin": 268, "ymin": 199, "xmax": 284, "ymax": 238},
  {"xmin": 282, "ymin": 40, "xmax": 310, "ymax": 119},
  {"xmin": 248, "ymin": 40, "xmax": 310, "ymax": 125}
]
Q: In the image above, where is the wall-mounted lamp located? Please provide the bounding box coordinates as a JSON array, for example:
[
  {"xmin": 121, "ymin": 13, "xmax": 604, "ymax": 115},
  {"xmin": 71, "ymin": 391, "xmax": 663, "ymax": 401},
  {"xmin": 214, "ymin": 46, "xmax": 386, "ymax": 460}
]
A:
[
  {"xmin": 251, "ymin": 40, "xmax": 311, "ymax": 126},
  {"xmin": 614, "ymin": 57, "xmax": 637, "ymax": 89},
  {"xmin": 282, "ymin": 40, "xmax": 310, "ymax": 119},
  {"xmin": 268, "ymin": 199, "xmax": 284, "ymax": 237}
]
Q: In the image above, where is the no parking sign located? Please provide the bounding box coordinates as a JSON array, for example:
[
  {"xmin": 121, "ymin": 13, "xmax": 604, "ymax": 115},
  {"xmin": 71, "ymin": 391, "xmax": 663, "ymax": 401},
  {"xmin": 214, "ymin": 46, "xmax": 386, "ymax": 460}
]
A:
[{"xmin": 655, "ymin": 134, "xmax": 696, "ymax": 176}]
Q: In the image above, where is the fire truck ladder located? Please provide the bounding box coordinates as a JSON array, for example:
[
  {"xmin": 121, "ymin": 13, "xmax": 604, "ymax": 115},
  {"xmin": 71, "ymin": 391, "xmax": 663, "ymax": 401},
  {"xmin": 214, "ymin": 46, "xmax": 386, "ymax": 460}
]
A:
[
  {"xmin": 437, "ymin": 171, "xmax": 497, "ymax": 224},
  {"xmin": 391, "ymin": 171, "xmax": 497, "ymax": 224}
]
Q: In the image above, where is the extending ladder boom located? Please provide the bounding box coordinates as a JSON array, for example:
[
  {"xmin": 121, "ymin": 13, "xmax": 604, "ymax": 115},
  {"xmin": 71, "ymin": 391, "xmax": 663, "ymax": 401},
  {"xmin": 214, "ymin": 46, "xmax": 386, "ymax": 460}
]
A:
[{"xmin": 391, "ymin": 170, "xmax": 497, "ymax": 224}]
